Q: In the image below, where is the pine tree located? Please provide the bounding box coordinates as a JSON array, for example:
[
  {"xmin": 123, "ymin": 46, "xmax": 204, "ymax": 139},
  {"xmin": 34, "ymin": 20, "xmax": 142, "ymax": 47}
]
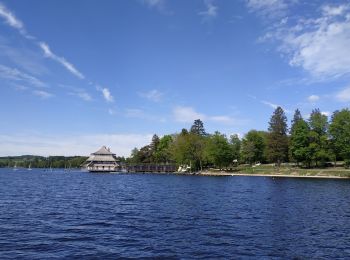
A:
[
  {"xmin": 267, "ymin": 107, "xmax": 289, "ymax": 166},
  {"xmin": 190, "ymin": 119, "xmax": 207, "ymax": 136},
  {"xmin": 289, "ymin": 110, "xmax": 311, "ymax": 166}
]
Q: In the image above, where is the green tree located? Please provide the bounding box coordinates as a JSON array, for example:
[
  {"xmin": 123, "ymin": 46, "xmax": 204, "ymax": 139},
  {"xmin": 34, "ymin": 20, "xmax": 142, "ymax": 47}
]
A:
[
  {"xmin": 241, "ymin": 130, "xmax": 266, "ymax": 165},
  {"xmin": 289, "ymin": 110, "xmax": 311, "ymax": 166},
  {"xmin": 150, "ymin": 134, "xmax": 160, "ymax": 162},
  {"xmin": 190, "ymin": 119, "xmax": 207, "ymax": 136},
  {"xmin": 230, "ymin": 134, "xmax": 241, "ymax": 163},
  {"xmin": 267, "ymin": 107, "xmax": 289, "ymax": 166},
  {"xmin": 329, "ymin": 109, "xmax": 350, "ymax": 167},
  {"xmin": 206, "ymin": 132, "xmax": 233, "ymax": 169},
  {"xmin": 308, "ymin": 109, "xmax": 333, "ymax": 167},
  {"xmin": 171, "ymin": 131, "xmax": 206, "ymax": 171},
  {"xmin": 154, "ymin": 135, "xmax": 173, "ymax": 163}
]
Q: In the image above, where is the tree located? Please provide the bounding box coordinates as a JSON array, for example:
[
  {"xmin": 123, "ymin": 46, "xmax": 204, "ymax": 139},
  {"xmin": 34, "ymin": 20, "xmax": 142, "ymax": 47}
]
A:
[
  {"xmin": 190, "ymin": 119, "xmax": 207, "ymax": 136},
  {"xmin": 329, "ymin": 109, "xmax": 350, "ymax": 168},
  {"xmin": 289, "ymin": 110, "xmax": 311, "ymax": 166},
  {"xmin": 150, "ymin": 134, "xmax": 160, "ymax": 162},
  {"xmin": 267, "ymin": 107, "xmax": 289, "ymax": 166},
  {"xmin": 206, "ymin": 132, "xmax": 233, "ymax": 169},
  {"xmin": 290, "ymin": 109, "xmax": 303, "ymax": 133},
  {"xmin": 171, "ymin": 132, "xmax": 206, "ymax": 171},
  {"xmin": 241, "ymin": 130, "xmax": 266, "ymax": 165},
  {"xmin": 154, "ymin": 135, "xmax": 173, "ymax": 163},
  {"xmin": 230, "ymin": 134, "xmax": 241, "ymax": 163},
  {"xmin": 308, "ymin": 109, "xmax": 333, "ymax": 167}
]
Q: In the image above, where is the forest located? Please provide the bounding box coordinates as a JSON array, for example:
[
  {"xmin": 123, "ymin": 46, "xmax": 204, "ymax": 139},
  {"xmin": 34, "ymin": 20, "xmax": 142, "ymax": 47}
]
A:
[{"xmin": 128, "ymin": 107, "xmax": 350, "ymax": 170}]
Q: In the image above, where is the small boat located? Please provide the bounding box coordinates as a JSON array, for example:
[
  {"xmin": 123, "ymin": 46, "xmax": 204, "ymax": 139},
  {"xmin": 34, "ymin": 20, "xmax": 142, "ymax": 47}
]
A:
[{"xmin": 27, "ymin": 163, "xmax": 32, "ymax": 171}]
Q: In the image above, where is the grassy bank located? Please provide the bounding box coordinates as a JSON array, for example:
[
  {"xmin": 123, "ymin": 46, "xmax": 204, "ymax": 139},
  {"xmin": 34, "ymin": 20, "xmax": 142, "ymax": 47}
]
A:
[{"xmin": 200, "ymin": 164, "xmax": 350, "ymax": 178}]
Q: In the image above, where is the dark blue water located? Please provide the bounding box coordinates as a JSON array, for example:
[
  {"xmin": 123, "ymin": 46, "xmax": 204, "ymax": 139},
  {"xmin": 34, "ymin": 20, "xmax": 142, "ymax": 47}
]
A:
[{"xmin": 1, "ymin": 169, "xmax": 350, "ymax": 259}]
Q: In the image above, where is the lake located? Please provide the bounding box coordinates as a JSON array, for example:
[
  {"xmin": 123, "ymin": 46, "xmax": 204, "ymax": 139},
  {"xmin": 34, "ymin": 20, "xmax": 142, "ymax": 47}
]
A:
[{"xmin": 0, "ymin": 169, "xmax": 350, "ymax": 259}]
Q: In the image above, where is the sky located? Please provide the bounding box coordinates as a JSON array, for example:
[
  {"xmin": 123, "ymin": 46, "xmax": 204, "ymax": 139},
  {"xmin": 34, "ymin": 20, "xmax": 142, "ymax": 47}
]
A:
[{"xmin": 0, "ymin": 0, "xmax": 350, "ymax": 157}]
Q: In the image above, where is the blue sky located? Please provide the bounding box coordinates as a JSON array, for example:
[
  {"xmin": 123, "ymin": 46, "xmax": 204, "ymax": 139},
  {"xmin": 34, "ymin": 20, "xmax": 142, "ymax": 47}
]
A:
[{"xmin": 0, "ymin": 0, "xmax": 350, "ymax": 156}]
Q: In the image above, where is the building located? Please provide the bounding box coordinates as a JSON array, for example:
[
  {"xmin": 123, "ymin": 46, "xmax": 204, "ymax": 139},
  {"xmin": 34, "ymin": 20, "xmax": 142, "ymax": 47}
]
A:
[{"xmin": 83, "ymin": 146, "xmax": 120, "ymax": 172}]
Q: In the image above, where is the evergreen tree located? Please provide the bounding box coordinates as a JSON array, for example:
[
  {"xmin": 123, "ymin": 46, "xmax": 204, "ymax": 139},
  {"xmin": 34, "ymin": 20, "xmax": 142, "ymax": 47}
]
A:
[
  {"xmin": 190, "ymin": 119, "xmax": 207, "ymax": 136},
  {"xmin": 289, "ymin": 110, "xmax": 311, "ymax": 166},
  {"xmin": 267, "ymin": 107, "xmax": 289, "ymax": 166},
  {"xmin": 290, "ymin": 109, "xmax": 303, "ymax": 133},
  {"xmin": 150, "ymin": 134, "xmax": 160, "ymax": 162},
  {"xmin": 329, "ymin": 109, "xmax": 350, "ymax": 168}
]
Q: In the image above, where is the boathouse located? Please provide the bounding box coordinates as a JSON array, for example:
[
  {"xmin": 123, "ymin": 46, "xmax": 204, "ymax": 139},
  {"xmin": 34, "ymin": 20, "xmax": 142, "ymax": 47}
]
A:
[{"xmin": 83, "ymin": 146, "xmax": 119, "ymax": 172}]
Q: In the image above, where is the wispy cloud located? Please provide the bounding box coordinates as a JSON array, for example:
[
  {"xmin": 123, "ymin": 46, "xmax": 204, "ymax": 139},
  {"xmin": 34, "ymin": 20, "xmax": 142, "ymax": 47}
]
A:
[
  {"xmin": 261, "ymin": 100, "xmax": 291, "ymax": 113},
  {"xmin": 260, "ymin": 3, "xmax": 350, "ymax": 81},
  {"xmin": 68, "ymin": 89, "xmax": 92, "ymax": 101},
  {"xmin": 125, "ymin": 108, "xmax": 166, "ymax": 122},
  {"xmin": 0, "ymin": 2, "xmax": 33, "ymax": 39},
  {"xmin": 307, "ymin": 95, "xmax": 320, "ymax": 103},
  {"xmin": 0, "ymin": 133, "xmax": 153, "ymax": 157},
  {"xmin": 0, "ymin": 64, "xmax": 46, "ymax": 88},
  {"xmin": 173, "ymin": 106, "xmax": 243, "ymax": 125},
  {"xmin": 0, "ymin": 2, "xmax": 22, "ymax": 29},
  {"xmin": 96, "ymin": 86, "xmax": 114, "ymax": 103},
  {"xmin": 33, "ymin": 90, "xmax": 53, "ymax": 99},
  {"xmin": 39, "ymin": 42, "xmax": 84, "ymax": 79},
  {"xmin": 138, "ymin": 89, "xmax": 163, "ymax": 102},
  {"xmin": 142, "ymin": 0, "xmax": 164, "ymax": 8},
  {"xmin": 335, "ymin": 86, "xmax": 350, "ymax": 102},
  {"xmin": 198, "ymin": 0, "xmax": 218, "ymax": 20},
  {"xmin": 245, "ymin": 0, "xmax": 289, "ymax": 18}
]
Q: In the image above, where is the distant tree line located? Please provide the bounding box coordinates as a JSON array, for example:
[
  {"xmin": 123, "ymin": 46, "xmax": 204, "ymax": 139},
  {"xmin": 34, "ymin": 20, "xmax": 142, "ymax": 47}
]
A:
[
  {"xmin": 128, "ymin": 107, "xmax": 350, "ymax": 170},
  {"xmin": 0, "ymin": 155, "xmax": 89, "ymax": 169}
]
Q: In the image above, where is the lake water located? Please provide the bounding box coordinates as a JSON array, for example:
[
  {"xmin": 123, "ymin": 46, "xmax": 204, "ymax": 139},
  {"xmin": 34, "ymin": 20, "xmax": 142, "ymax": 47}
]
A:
[{"xmin": 0, "ymin": 169, "xmax": 350, "ymax": 259}]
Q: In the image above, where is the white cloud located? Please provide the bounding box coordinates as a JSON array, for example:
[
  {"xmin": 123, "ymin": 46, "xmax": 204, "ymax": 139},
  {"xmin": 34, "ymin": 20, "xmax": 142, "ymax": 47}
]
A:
[
  {"xmin": 0, "ymin": 3, "xmax": 33, "ymax": 39},
  {"xmin": 322, "ymin": 4, "xmax": 350, "ymax": 17},
  {"xmin": 100, "ymin": 87, "xmax": 114, "ymax": 102},
  {"xmin": 173, "ymin": 106, "xmax": 205, "ymax": 123},
  {"xmin": 265, "ymin": 3, "xmax": 350, "ymax": 80},
  {"xmin": 0, "ymin": 39, "xmax": 49, "ymax": 76},
  {"xmin": 173, "ymin": 106, "xmax": 242, "ymax": 125},
  {"xmin": 0, "ymin": 64, "xmax": 46, "ymax": 88},
  {"xmin": 321, "ymin": 111, "xmax": 331, "ymax": 117},
  {"xmin": 39, "ymin": 42, "xmax": 84, "ymax": 79},
  {"xmin": 198, "ymin": 0, "xmax": 218, "ymax": 19},
  {"xmin": 0, "ymin": 133, "xmax": 153, "ymax": 157},
  {"xmin": 245, "ymin": 0, "xmax": 288, "ymax": 17},
  {"xmin": 307, "ymin": 95, "xmax": 320, "ymax": 103},
  {"xmin": 261, "ymin": 100, "xmax": 278, "ymax": 109},
  {"xmin": 33, "ymin": 90, "xmax": 53, "ymax": 99},
  {"xmin": 69, "ymin": 90, "xmax": 92, "ymax": 101},
  {"xmin": 335, "ymin": 86, "xmax": 350, "ymax": 102},
  {"xmin": 0, "ymin": 2, "xmax": 23, "ymax": 30},
  {"xmin": 261, "ymin": 100, "xmax": 291, "ymax": 113},
  {"xmin": 138, "ymin": 89, "xmax": 163, "ymax": 102}
]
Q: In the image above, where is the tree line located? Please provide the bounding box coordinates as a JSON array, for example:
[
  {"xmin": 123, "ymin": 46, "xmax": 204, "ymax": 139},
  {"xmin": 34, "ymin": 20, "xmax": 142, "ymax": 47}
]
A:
[
  {"xmin": 0, "ymin": 155, "xmax": 89, "ymax": 169},
  {"xmin": 128, "ymin": 107, "xmax": 350, "ymax": 170}
]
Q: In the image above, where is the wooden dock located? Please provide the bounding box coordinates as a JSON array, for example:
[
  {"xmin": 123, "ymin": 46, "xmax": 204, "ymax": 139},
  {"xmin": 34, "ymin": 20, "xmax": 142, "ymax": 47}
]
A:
[{"xmin": 125, "ymin": 164, "xmax": 177, "ymax": 173}]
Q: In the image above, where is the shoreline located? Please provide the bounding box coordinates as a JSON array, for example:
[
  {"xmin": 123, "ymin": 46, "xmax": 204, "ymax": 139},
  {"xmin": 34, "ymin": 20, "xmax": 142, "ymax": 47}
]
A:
[{"xmin": 197, "ymin": 171, "xmax": 350, "ymax": 179}]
